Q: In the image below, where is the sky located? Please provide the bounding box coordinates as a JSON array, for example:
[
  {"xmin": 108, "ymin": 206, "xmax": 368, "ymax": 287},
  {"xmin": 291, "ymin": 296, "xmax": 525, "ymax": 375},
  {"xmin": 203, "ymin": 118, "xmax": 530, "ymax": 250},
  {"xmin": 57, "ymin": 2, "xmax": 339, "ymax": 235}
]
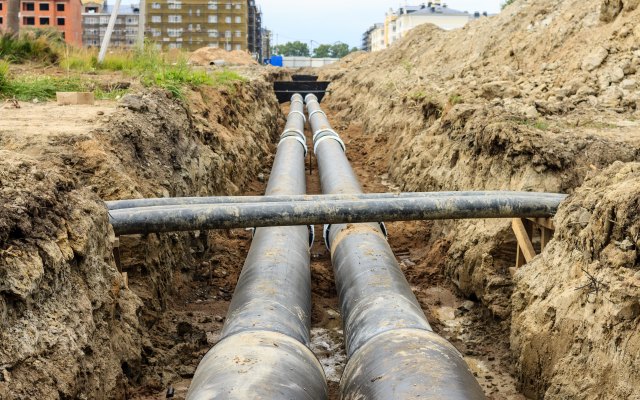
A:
[{"xmin": 261, "ymin": 0, "xmax": 503, "ymax": 49}]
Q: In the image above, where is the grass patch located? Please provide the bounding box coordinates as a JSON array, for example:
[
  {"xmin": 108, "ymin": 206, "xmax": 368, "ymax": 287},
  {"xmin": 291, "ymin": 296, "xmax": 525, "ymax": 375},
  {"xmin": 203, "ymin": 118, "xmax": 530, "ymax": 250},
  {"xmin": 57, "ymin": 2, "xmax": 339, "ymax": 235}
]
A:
[
  {"xmin": 0, "ymin": 29, "xmax": 63, "ymax": 64},
  {"xmin": 516, "ymin": 118, "xmax": 550, "ymax": 131},
  {"xmin": 448, "ymin": 93, "xmax": 463, "ymax": 106}
]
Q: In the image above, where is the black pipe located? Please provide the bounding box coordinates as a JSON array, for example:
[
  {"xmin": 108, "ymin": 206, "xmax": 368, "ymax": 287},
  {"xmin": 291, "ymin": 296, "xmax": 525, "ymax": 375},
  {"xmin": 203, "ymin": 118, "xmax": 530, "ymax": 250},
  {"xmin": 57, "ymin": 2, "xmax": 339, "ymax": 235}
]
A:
[
  {"xmin": 109, "ymin": 193, "xmax": 565, "ymax": 235},
  {"xmin": 105, "ymin": 191, "xmax": 564, "ymax": 210},
  {"xmin": 306, "ymin": 93, "xmax": 486, "ymax": 399},
  {"xmin": 186, "ymin": 94, "xmax": 328, "ymax": 400}
]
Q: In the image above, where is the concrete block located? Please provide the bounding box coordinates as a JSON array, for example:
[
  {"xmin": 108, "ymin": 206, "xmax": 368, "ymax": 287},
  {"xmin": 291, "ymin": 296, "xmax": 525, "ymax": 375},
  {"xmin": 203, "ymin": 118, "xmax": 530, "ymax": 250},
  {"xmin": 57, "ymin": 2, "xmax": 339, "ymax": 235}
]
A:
[{"xmin": 56, "ymin": 92, "xmax": 95, "ymax": 105}]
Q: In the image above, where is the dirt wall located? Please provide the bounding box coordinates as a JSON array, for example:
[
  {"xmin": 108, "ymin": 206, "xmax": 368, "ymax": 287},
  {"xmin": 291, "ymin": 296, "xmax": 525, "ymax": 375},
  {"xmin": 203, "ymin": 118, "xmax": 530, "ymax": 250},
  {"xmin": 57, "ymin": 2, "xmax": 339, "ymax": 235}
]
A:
[{"xmin": 0, "ymin": 76, "xmax": 283, "ymax": 399}]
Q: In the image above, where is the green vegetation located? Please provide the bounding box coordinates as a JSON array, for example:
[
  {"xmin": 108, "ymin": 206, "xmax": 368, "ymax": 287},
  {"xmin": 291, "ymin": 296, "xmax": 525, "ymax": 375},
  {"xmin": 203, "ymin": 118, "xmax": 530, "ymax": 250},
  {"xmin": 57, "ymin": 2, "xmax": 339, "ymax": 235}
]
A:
[
  {"xmin": 501, "ymin": 0, "xmax": 516, "ymax": 10},
  {"xmin": 516, "ymin": 118, "xmax": 550, "ymax": 131},
  {"xmin": 273, "ymin": 41, "xmax": 311, "ymax": 57},
  {"xmin": 448, "ymin": 93, "xmax": 463, "ymax": 106},
  {"xmin": 0, "ymin": 30, "xmax": 63, "ymax": 64},
  {"xmin": 313, "ymin": 43, "xmax": 359, "ymax": 58},
  {"xmin": 410, "ymin": 90, "xmax": 428, "ymax": 101},
  {"xmin": 0, "ymin": 32, "xmax": 241, "ymax": 101}
]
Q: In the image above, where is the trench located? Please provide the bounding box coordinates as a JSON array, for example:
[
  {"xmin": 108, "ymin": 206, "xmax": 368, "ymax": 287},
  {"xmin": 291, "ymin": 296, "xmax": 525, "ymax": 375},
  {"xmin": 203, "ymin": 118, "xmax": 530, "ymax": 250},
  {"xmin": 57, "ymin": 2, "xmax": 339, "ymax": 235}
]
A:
[{"xmin": 122, "ymin": 94, "xmax": 528, "ymax": 400}]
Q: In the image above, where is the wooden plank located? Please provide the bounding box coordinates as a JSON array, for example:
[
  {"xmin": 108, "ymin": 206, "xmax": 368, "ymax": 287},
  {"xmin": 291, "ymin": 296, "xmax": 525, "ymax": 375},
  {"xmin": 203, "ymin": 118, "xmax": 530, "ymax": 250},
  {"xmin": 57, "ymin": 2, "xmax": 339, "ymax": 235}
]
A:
[
  {"xmin": 526, "ymin": 217, "xmax": 555, "ymax": 231},
  {"xmin": 512, "ymin": 218, "xmax": 536, "ymax": 263},
  {"xmin": 540, "ymin": 227, "xmax": 552, "ymax": 249},
  {"xmin": 113, "ymin": 237, "xmax": 122, "ymax": 272}
]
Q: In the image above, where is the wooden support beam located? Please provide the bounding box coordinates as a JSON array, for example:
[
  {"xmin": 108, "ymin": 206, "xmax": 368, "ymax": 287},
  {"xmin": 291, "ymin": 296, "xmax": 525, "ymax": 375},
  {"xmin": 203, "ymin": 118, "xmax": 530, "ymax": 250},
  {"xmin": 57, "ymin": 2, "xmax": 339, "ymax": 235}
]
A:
[
  {"xmin": 526, "ymin": 217, "xmax": 555, "ymax": 231},
  {"xmin": 513, "ymin": 218, "xmax": 536, "ymax": 266},
  {"xmin": 113, "ymin": 237, "xmax": 122, "ymax": 272},
  {"xmin": 540, "ymin": 227, "xmax": 552, "ymax": 249}
]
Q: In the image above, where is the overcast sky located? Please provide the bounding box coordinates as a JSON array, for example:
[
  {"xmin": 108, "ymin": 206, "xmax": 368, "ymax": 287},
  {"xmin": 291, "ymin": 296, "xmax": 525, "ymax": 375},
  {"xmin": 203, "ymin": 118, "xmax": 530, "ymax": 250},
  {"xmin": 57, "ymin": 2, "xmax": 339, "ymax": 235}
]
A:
[{"xmin": 260, "ymin": 0, "xmax": 503, "ymax": 48}]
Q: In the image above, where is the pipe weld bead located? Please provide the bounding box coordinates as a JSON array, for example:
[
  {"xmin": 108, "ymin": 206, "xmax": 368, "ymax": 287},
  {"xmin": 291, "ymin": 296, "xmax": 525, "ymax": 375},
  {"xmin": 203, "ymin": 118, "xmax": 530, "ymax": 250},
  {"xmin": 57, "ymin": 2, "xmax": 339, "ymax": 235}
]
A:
[
  {"xmin": 278, "ymin": 136, "xmax": 308, "ymax": 156},
  {"xmin": 305, "ymin": 93, "xmax": 318, "ymax": 104},
  {"xmin": 314, "ymin": 135, "xmax": 346, "ymax": 154},
  {"xmin": 308, "ymin": 109, "xmax": 326, "ymax": 120},
  {"xmin": 312, "ymin": 128, "xmax": 339, "ymax": 142},
  {"xmin": 281, "ymin": 128, "xmax": 306, "ymax": 144},
  {"xmin": 308, "ymin": 225, "xmax": 315, "ymax": 248},
  {"xmin": 288, "ymin": 110, "xmax": 306, "ymax": 122}
]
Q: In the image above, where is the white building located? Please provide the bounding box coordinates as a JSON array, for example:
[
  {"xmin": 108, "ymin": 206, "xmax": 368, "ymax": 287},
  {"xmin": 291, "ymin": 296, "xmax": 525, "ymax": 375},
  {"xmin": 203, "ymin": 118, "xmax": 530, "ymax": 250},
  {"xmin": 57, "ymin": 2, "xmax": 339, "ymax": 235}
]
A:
[{"xmin": 370, "ymin": 2, "xmax": 485, "ymax": 52}]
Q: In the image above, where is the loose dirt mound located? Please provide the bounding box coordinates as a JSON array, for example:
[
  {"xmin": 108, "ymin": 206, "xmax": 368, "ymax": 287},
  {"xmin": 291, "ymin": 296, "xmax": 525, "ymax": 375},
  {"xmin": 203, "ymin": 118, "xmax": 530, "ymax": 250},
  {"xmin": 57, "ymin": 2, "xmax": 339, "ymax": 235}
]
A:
[
  {"xmin": 189, "ymin": 47, "xmax": 257, "ymax": 66},
  {"xmin": 320, "ymin": 0, "xmax": 640, "ymax": 397},
  {"xmin": 0, "ymin": 75, "xmax": 282, "ymax": 399},
  {"xmin": 512, "ymin": 162, "xmax": 640, "ymax": 399}
]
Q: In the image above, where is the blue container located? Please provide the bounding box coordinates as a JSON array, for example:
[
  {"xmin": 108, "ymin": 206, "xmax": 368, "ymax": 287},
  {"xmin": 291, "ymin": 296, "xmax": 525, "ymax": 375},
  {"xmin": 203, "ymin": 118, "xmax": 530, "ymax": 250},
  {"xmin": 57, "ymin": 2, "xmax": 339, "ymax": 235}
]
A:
[{"xmin": 270, "ymin": 55, "xmax": 284, "ymax": 67}]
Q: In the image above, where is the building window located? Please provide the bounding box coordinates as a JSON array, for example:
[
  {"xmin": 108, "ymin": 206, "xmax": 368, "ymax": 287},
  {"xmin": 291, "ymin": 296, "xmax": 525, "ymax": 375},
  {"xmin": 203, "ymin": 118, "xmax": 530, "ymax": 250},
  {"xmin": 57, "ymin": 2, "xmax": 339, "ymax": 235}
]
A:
[
  {"xmin": 151, "ymin": 2, "xmax": 161, "ymax": 9},
  {"xmin": 225, "ymin": 16, "xmax": 231, "ymax": 23},
  {"xmin": 23, "ymin": 3, "xmax": 35, "ymax": 11},
  {"xmin": 225, "ymin": 3, "xmax": 231, "ymax": 9},
  {"xmin": 56, "ymin": 3, "xmax": 64, "ymax": 11},
  {"xmin": 168, "ymin": 15, "xmax": 182, "ymax": 23},
  {"xmin": 150, "ymin": 28, "xmax": 161, "ymax": 37},
  {"xmin": 40, "ymin": 17, "xmax": 50, "ymax": 25},
  {"xmin": 208, "ymin": 15, "xmax": 217, "ymax": 23},
  {"xmin": 23, "ymin": 17, "xmax": 36, "ymax": 25},
  {"xmin": 208, "ymin": 29, "xmax": 218, "ymax": 37},
  {"xmin": 0, "ymin": 17, "xmax": 4, "ymax": 24},
  {"xmin": 39, "ymin": 3, "xmax": 49, "ymax": 11},
  {"xmin": 207, "ymin": 1, "xmax": 217, "ymax": 9},
  {"xmin": 235, "ymin": 16, "xmax": 241, "ymax": 23},
  {"xmin": 151, "ymin": 15, "xmax": 161, "ymax": 23},
  {"xmin": 0, "ymin": 3, "xmax": 3, "ymax": 10},
  {"xmin": 167, "ymin": 28, "xmax": 182, "ymax": 37},
  {"xmin": 225, "ymin": 30, "xmax": 231, "ymax": 38},
  {"xmin": 57, "ymin": 17, "xmax": 65, "ymax": 25},
  {"xmin": 235, "ymin": 44, "xmax": 241, "ymax": 50},
  {"xmin": 235, "ymin": 3, "xmax": 241, "ymax": 9},
  {"xmin": 168, "ymin": 1, "xmax": 181, "ymax": 9},
  {"xmin": 208, "ymin": 42, "xmax": 219, "ymax": 48},
  {"xmin": 235, "ymin": 30, "xmax": 241, "ymax": 37}
]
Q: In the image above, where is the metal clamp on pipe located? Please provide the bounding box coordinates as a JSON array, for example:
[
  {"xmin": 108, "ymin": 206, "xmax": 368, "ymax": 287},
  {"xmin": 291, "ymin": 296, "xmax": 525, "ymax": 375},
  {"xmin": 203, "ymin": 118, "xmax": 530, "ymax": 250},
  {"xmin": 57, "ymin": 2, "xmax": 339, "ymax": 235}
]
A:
[
  {"xmin": 288, "ymin": 110, "xmax": 306, "ymax": 122},
  {"xmin": 304, "ymin": 93, "xmax": 318, "ymax": 104},
  {"xmin": 314, "ymin": 134, "xmax": 346, "ymax": 154},
  {"xmin": 281, "ymin": 128, "xmax": 307, "ymax": 143}
]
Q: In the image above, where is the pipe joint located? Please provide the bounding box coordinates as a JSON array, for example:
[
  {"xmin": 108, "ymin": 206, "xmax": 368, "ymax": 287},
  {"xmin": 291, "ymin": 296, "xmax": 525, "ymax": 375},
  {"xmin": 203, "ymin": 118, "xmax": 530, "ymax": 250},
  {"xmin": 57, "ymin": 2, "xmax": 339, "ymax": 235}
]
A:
[
  {"xmin": 314, "ymin": 135, "xmax": 346, "ymax": 154},
  {"xmin": 323, "ymin": 222, "xmax": 388, "ymax": 250},
  {"xmin": 281, "ymin": 128, "xmax": 307, "ymax": 144},
  {"xmin": 288, "ymin": 110, "xmax": 306, "ymax": 123},
  {"xmin": 313, "ymin": 128, "xmax": 340, "ymax": 142},
  {"xmin": 305, "ymin": 93, "xmax": 319, "ymax": 104},
  {"xmin": 278, "ymin": 135, "xmax": 308, "ymax": 156},
  {"xmin": 308, "ymin": 109, "xmax": 327, "ymax": 120}
]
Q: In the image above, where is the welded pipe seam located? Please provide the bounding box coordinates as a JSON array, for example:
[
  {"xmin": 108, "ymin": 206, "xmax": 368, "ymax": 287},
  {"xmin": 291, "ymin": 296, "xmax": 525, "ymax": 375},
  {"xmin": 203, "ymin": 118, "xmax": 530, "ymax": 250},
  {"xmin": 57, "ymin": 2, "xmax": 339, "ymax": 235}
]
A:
[
  {"xmin": 109, "ymin": 194, "xmax": 565, "ymax": 235},
  {"xmin": 288, "ymin": 110, "xmax": 306, "ymax": 122},
  {"xmin": 323, "ymin": 222, "xmax": 388, "ymax": 250},
  {"xmin": 278, "ymin": 135, "xmax": 308, "ymax": 156},
  {"xmin": 312, "ymin": 128, "xmax": 339, "ymax": 142},
  {"xmin": 106, "ymin": 191, "xmax": 567, "ymax": 210},
  {"xmin": 308, "ymin": 109, "xmax": 327, "ymax": 120},
  {"xmin": 281, "ymin": 127, "xmax": 306, "ymax": 141},
  {"xmin": 314, "ymin": 135, "xmax": 346, "ymax": 154}
]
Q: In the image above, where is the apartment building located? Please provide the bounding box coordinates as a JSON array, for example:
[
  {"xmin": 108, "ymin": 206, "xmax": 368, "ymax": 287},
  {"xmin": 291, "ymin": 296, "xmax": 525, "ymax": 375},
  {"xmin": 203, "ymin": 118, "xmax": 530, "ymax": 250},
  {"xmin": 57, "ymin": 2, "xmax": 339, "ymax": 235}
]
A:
[
  {"xmin": 146, "ymin": 0, "xmax": 248, "ymax": 51},
  {"xmin": 260, "ymin": 27, "xmax": 270, "ymax": 62},
  {"xmin": 247, "ymin": 0, "xmax": 262, "ymax": 60},
  {"xmin": 82, "ymin": 1, "xmax": 140, "ymax": 47},
  {"xmin": 368, "ymin": 2, "xmax": 485, "ymax": 52},
  {"xmin": 362, "ymin": 22, "xmax": 382, "ymax": 51},
  {"xmin": 0, "ymin": 0, "xmax": 83, "ymax": 45}
]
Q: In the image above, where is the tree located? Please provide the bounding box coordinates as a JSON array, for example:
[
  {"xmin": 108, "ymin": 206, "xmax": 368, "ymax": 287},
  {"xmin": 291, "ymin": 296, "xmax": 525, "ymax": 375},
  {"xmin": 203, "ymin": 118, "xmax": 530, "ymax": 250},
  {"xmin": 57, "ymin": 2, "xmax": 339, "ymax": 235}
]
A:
[
  {"xmin": 273, "ymin": 41, "xmax": 310, "ymax": 57},
  {"xmin": 501, "ymin": 0, "xmax": 516, "ymax": 10},
  {"xmin": 313, "ymin": 44, "xmax": 332, "ymax": 58},
  {"xmin": 7, "ymin": 0, "xmax": 20, "ymax": 34},
  {"xmin": 330, "ymin": 43, "xmax": 350, "ymax": 58}
]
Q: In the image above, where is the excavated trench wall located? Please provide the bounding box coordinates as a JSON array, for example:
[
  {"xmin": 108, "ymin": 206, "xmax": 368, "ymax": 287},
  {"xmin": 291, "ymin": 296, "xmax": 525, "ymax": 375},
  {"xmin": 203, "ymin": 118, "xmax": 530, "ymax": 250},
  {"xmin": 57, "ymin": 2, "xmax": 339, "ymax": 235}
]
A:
[
  {"xmin": 0, "ymin": 76, "xmax": 283, "ymax": 399},
  {"xmin": 319, "ymin": 0, "xmax": 640, "ymax": 397}
]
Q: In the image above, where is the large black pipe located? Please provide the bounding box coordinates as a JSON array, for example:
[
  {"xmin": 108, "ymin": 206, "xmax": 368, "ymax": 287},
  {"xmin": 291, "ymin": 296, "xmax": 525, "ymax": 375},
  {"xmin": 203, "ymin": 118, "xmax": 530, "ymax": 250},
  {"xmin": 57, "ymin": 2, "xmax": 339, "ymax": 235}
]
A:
[
  {"xmin": 109, "ymin": 193, "xmax": 565, "ymax": 235},
  {"xmin": 306, "ymin": 93, "xmax": 486, "ymax": 399},
  {"xmin": 106, "ymin": 191, "xmax": 564, "ymax": 210},
  {"xmin": 186, "ymin": 94, "xmax": 327, "ymax": 400}
]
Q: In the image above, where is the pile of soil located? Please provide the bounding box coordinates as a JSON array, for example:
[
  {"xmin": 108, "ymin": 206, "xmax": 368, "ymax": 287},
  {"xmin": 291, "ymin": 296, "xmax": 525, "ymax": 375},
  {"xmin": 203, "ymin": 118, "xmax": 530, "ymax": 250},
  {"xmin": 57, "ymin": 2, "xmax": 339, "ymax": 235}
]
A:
[
  {"xmin": 320, "ymin": 0, "xmax": 640, "ymax": 397},
  {"xmin": 189, "ymin": 47, "xmax": 258, "ymax": 66}
]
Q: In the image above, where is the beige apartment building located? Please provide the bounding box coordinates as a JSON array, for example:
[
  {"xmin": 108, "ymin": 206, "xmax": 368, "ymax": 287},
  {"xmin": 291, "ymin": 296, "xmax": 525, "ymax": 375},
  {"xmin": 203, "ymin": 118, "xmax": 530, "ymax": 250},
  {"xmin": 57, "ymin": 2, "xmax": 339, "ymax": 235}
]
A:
[{"xmin": 146, "ymin": 0, "xmax": 247, "ymax": 51}]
